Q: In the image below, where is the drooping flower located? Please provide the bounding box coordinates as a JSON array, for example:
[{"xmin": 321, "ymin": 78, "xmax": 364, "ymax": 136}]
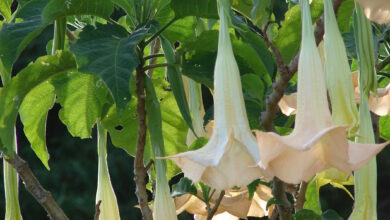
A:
[
  {"xmin": 96, "ymin": 122, "xmax": 120, "ymax": 220},
  {"xmin": 166, "ymin": 0, "xmax": 269, "ymax": 190},
  {"xmin": 175, "ymin": 184, "xmax": 273, "ymax": 219},
  {"xmin": 355, "ymin": 0, "xmax": 390, "ymax": 24},
  {"xmin": 255, "ymin": 0, "xmax": 388, "ymax": 184}
]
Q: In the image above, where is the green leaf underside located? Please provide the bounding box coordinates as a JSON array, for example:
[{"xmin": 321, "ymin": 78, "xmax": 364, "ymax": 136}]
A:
[
  {"xmin": 102, "ymin": 69, "xmax": 188, "ymax": 179},
  {"xmin": 70, "ymin": 24, "xmax": 153, "ymax": 111},
  {"xmin": 170, "ymin": 0, "xmax": 218, "ymax": 19},
  {"xmin": 42, "ymin": 0, "xmax": 114, "ymax": 24},
  {"xmin": 160, "ymin": 36, "xmax": 194, "ymax": 134},
  {"xmin": 0, "ymin": 51, "xmax": 76, "ymax": 156},
  {"xmin": 51, "ymin": 73, "xmax": 111, "ymax": 139},
  {"xmin": 303, "ymin": 179, "xmax": 322, "ymax": 214},
  {"xmin": 171, "ymin": 177, "xmax": 197, "ymax": 197},
  {"xmin": 19, "ymin": 82, "xmax": 55, "ymax": 170}
]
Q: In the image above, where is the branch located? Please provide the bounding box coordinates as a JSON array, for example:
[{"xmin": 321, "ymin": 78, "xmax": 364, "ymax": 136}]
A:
[
  {"xmin": 376, "ymin": 55, "xmax": 390, "ymax": 71},
  {"xmin": 259, "ymin": 1, "xmax": 343, "ymax": 219},
  {"xmin": 94, "ymin": 200, "xmax": 102, "ymax": 220},
  {"xmin": 144, "ymin": 18, "xmax": 176, "ymax": 46},
  {"xmin": 295, "ymin": 181, "xmax": 308, "ymax": 212},
  {"xmin": 134, "ymin": 52, "xmax": 153, "ymax": 220},
  {"xmin": 206, "ymin": 190, "xmax": 225, "ymax": 220},
  {"xmin": 5, "ymin": 154, "xmax": 69, "ymax": 220},
  {"xmin": 142, "ymin": 63, "xmax": 177, "ymax": 72}
]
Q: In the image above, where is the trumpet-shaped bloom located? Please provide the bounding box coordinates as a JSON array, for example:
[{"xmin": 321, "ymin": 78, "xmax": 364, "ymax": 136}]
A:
[
  {"xmin": 166, "ymin": 2, "xmax": 269, "ymax": 190},
  {"xmin": 175, "ymin": 185, "xmax": 272, "ymax": 219},
  {"xmin": 355, "ymin": 0, "xmax": 390, "ymax": 24},
  {"xmin": 255, "ymin": 0, "xmax": 388, "ymax": 184},
  {"xmin": 96, "ymin": 123, "xmax": 120, "ymax": 220},
  {"xmin": 352, "ymin": 71, "xmax": 390, "ymax": 116}
]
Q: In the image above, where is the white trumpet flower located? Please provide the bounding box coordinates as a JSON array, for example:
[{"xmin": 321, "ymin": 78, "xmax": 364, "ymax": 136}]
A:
[
  {"xmin": 255, "ymin": 0, "xmax": 388, "ymax": 184},
  {"xmin": 96, "ymin": 122, "xmax": 120, "ymax": 220},
  {"xmin": 166, "ymin": 1, "xmax": 269, "ymax": 190}
]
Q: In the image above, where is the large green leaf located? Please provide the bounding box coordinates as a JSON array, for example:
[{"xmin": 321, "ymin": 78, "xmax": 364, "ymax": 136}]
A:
[
  {"xmin": 42, "ymin": 0, "xmax": 114, "ymax": 24},
  {"xmin": 273, "ymin": 0, "xmax": 324, "ymax": 64},
  {"xmin": 180, "ymin": 30, "xmax": 269, "ymax": 88},
  {"xmin": 51, "ymin": 73, "xmax": 111, "ymax": 139},
  {"xmin": 379, "ymin": 116, "xmax": 390, "ymax": 141},
  {"xmin": 0, "ymin": 0, "xmax": 12, "ymax": 21},
  {"xmin": 70, "ymin": 24, "xmax": 153, "ymax": 111},
  {"xmin": 19, "ymin": 82, "xmax": 55, "ymax": 170},
  {"xmin": 170, "ymin": 0, "xmax": 218, "ymax": 19},
  {"xmin": 102, "ymin": 69, "xmax": 188, "ymax": 179},
  {"xmin": 0, "ymin": 51, "xmax": 76, "ymax": 156},
  {"xmin": 163, "ymin": 17, "xmax": 197, "ymax": 43},
  {"xmin": 160, "ymin": 36, "xmax": 194, "ymax": 133},
  {"xmin": 336, "ymin": 0, "xmax": 354, "ymax": 33},
  {"xmin": 0, "ymin": 0, "xmax": 49, "ymax": 75},
  {"xmin": 303, "ymin": 179, "xmax": 322, "ymax": 215}
]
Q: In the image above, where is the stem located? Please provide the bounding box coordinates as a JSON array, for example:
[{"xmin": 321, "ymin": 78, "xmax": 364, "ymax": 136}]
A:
[
  {"xmin": 5, "ymin": 154, "xmax": 69, "ymax": 220},
  {"xmin": 144, "ymin": 18, "xmax": 176, "ymax": 46},
  {"xmin": 52, "ymin": 17, "xmax": 67, "ymax": 55},
  {"xmin": 144, "ymin": 54, "xmax": 164, "ymax": 61},
  {"xmin": 142, "ymin": 63, "xmax": 176, "ymax": 72},
  {"xmin": 206, "ymin": 190, "xmax": 225, "ymax": 220},
  {"xmin": 94, "ymin": 200, "xmax": 102, "ymax": 220},
  {"xmin": 134, "ymin": 47, "xmax": 153, "ymax": 220},
  {"xmin": 295, "ymin": 181, "xmax": 308, "ymax": 212},
  {"xmin": 376, "ymin": 55, "xmax": 390, "ymax": 71}
]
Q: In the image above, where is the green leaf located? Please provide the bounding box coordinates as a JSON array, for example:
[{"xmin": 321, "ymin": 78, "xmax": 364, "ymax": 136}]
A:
[
  {"xmin": 70, "ymin": 24, "xmax": 153, "ymax": 111},
  {"xmin": 266, "ymin": 197, "xmax": 289, "ymax": 210},
  {"xmin": 163, "ymin": 17, "xmax": 197, "ymax": 43},
  {"xmin": 160, "ymin": 36, "xmax": 194, "ymax": 134},
  {"xmin": 336, "ymin": 0, "xmax": 354, "ymax": 33},
  {"xmin": 379, "ymin": 116, "xmax": 390, "ymax": 140},
  {"xmin": 321, "ymin": 210, "xmax": 343, "ymax": 220},
  {"xmin": 273, "ymin": 0, "xmax": 324, "ymax": 64},
  {"xmin": 241, "ymin": 74, "xmax": 265, "ymax": 103},
  {"xmin": 170, "ymin": 0, "xmax": 218, "ymax": 19},
  {"xmin": 172, "ymin": 177, "xmax": 197, "ymax": 197},
  {"xmin": 0, "ymin": 0, "xmax": 12, "ymax": 21},
  {"xmin": 51, "ymin": 73, "xmax": 111, "ymax": 139},
  {"xmin": 294, "ymin": 209, "xmax": 322, "ymax": 220},
  {"xmin": 19, "ymin": 82, "xmax": 55, "ymax": 170},
  {"xmin": 0, "ymin": 0, "xmax": 49, "ymax": 74},
  {"xmin": 247, "ymin": 179, "xmax": 261, "ymax": 200},
  {"xmin": 0, "ymin": 51, "xmax": 76, "ymax": 156},
  {"xmin": 303, "ymin": 179, "xmax": 322, "ymax": 215},
  {"xmin": 42, "ymin": 0, "xmax": 114, "ymax": 24},
  {"xmin": 188, "ymin": 137, "xmax": 208, "ymax": 151}
]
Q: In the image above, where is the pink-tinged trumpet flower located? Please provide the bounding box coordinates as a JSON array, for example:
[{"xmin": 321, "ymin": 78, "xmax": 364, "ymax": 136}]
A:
[
  {"xmin": 355, "ymin": 0, "xmax": 390, "ymax": 24},
  {"xmin": 175, "ymin": 185, "xmax": 273, "ymax": 219},
  {"xmin": 96, "ymin": 122, "xmax": 120, "ymax": 220},
  {"xmin": 352, "ymin": 71, "xmax": 390, "ymax": 116},
  {"xmin": 255, "ymin": 0, "xmax": 389, "ymax": 184},
  {"xmin": 166, "ymin": 1, "xmax": 269, "ymax": 190}
]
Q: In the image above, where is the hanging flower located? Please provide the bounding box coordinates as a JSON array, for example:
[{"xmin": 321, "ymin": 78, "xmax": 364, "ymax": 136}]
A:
[
  {"xmin": 355, "ymin": 0, "xmax": 390, "ymax": 24},
  {"xmin": 255, "ymin": 0, "xmax": 388, "ymax": 184},
  {"xmin": 165, "ymin": 0, "xmax": 270, "ymax": 190},
  {"xmin": 175, "ymin": 185, "xmax": 273, "ymax": 219},
  {"xmin": 96, "ymin": 122, "xmax": 120, "ymax": 220}
]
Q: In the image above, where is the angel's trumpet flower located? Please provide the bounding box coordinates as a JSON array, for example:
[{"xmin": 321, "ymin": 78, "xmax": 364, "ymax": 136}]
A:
[
  {"xmin": 175, "ymin": 185, "xmax": 272, "ymax": 219},
  {"xmin": 166, "ymin": 0, "xmax": 269, "ymax": 190},
  {"xmin": 96, "ymin": 122, "xmax": 120, "ymax": 220},
  {"xmin": 355, "ymin": 0, "xmax": 390, "ymax": 24},
  {"xmin": 352, "ymin": 71, "xmax": 390, "ymax": 116},
  {"xmin": 255, "ymin": 0, "xmax": 388, "ymax": 184}
]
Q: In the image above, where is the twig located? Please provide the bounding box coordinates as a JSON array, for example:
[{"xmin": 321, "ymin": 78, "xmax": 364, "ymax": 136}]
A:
[
  {"xmin": 376, "ymin": 55, "xmax": 390, "ymax": 71},
  {"xmin": 206, "ymin": 190, "xmax": 225, "ymax": 220},
  {"xmin": 94, "ymin": 200, "xmax": 102, "ymax": 220},
  {"xmin": 5, "ymin": 154, "xmax": 69, "ymax": 220},
  {"xmin": 144, "ymin": 54, "xmax": 164, "ymax": 61},
  {"xmin": 145, "ymin": 18, "xmax": 176, "ymax": 46},
  {"xmin": 134, "ymin": 47, "xmax": 153, "ymax": 220},
  {"xmin": 147, "ymin": 38, "xmax": 161, "ymax": 77},
  {"xmin": 145, "ymin": 160, "xmax": 154, "ymax": 171},
  {"xmin": 295, "ymin": 181, "xmax": 308, "ymax": 212},
  {"xmin": 142, "ymin": 63, "xmax": 177, "ymax": 72},
  {"xmin": 259, "ymin": 2, "xmax": 343, "ymax": 219}
]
